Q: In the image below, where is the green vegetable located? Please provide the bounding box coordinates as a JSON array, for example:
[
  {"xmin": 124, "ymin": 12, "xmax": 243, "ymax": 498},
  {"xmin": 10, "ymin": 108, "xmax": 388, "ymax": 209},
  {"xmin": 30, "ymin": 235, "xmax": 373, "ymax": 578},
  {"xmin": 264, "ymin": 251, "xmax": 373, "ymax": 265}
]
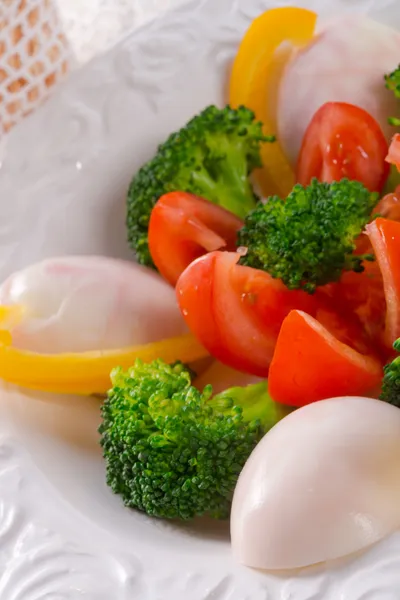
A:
[
  {"xmin": 237, "ymin": 178, "xmax": 378, "ymax": 294},
  {"xmin": 380, "ymin": 338, "xmax": 400, "ymax": 407},
  {"xmin": 126, "ymin": 104, "xmax": 274, "ymax": 267},
  {"xmin": 99, "ymin": 359, "xmax": 285, "ymax": 520},
  {"xmin": 385, "ymin": 65, "xmax": 400, "ymax": 126},
  {"xmin": 383, "ymin": 163, "xmax": 400, "ymax": 195}
]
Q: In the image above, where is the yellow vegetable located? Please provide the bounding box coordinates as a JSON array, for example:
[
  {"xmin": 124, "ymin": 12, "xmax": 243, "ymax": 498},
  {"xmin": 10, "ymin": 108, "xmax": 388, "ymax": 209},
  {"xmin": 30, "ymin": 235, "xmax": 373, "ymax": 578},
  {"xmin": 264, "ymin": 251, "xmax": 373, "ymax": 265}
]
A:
[
  {"xmin": 0, "ymin": 331, "xmax": 208, "ymax": 395},
  {"xmin": 229, "ymin": 6, "xmax": 317, "ymax": 197},
  {"xmin": 0, "ymin": 304, "xmax": 25, "ymax": 328}
]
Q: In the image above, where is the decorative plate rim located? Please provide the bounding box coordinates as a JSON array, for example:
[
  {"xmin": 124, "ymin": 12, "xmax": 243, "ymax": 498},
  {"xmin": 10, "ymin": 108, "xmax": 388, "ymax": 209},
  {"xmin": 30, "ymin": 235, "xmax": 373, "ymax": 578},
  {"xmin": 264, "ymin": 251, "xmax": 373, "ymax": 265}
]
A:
[{"xmin": 1, "ymin": 0, "xmax": 400, "ymax": 597}]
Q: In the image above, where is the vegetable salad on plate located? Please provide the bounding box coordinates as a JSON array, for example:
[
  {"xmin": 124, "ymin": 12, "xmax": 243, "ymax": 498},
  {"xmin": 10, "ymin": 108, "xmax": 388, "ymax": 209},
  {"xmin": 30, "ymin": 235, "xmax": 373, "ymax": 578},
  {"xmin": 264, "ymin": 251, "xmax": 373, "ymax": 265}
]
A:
[{"xmin": 3, "ymin": 4, "xmax": 400, "ymax": 572}]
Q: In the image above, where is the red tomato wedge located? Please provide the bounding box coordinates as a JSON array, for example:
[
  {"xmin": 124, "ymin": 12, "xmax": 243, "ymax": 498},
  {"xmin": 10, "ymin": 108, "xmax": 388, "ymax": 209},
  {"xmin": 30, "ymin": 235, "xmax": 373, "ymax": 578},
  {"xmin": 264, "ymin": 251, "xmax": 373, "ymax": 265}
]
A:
[
  {"xmin": 296, "ymin": 102, "xmax": 389, "ymax": 192},
  {"xmin": 366, "ymin": 217, "xmax": 400, "ymax": 349},
  {"xmin": 354, "ymin": 187, "xmax": 400, "ymax": 256},
  {"xmin": 373, "ymin": 186, "xmax": 400, "ymax": 222},
  {"xmin": 269, "ymin": 310, "xmax": 383, "ymax": 407},
  {"xmin": 148, "ymin": 192, "xmax": 243, "ymax": 286},
  {"xmin": 320, "ymin": 261, "xmax": 386, "ymax": 352},
  {"xmin": 387, "ymin": 133, "xmax": 400, "ymax": 170},
  {"xmin": 321, "ymin": 195, "xmax": 400, "ymax": 351},
  {"xmin": 176, "ymin": 251, "xmax": 320, "ymax": 377},
  {"xmin": 314, "ymin": 299, "xmax": 376, "ymax": 357}
]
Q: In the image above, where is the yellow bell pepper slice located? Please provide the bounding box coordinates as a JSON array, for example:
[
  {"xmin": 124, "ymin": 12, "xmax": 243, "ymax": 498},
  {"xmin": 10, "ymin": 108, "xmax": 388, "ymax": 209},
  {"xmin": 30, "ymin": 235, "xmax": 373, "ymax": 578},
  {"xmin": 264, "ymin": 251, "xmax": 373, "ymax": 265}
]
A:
[
  {"xmin": 0, "ymin": 304, "xmax": 25, "ymax": 328},
  {"xmin": 0, "ymin": 332, "xmax": 208, "ymax": 395},
  {"xmin": 229, "ymin": 7, "xmax": 317, "ymax": 197}
]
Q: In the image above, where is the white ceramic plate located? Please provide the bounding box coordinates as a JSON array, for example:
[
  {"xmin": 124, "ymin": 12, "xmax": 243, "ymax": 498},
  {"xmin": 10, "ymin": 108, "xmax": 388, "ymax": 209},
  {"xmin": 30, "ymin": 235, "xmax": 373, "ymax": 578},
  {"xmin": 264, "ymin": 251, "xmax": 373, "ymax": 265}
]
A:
[{"xmin": 1, "ymin": 0, "xmax": 400, "ymax": 597}]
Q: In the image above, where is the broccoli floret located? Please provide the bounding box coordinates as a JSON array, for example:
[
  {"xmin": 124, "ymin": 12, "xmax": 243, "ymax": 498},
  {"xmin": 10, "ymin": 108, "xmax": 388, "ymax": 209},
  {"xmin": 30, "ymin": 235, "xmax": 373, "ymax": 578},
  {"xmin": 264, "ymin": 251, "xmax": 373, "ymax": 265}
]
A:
[
  {"xmin": 385, "ymin": 65, "xmax": 400, "ymax": 126},
  {"xmin": 127, "ymin": 105, "xmax": 274, "ymax": 267},
  {"xmin": 380, "ymin": 339, "xmax": 400, "ymax": 407},
  {"xmin": 99, "ymin": 359, "xmax": 284, "ymax": 520},
  {"xmin": 237, "ymin": 179, "xmax": 378, "ymax": 294}
]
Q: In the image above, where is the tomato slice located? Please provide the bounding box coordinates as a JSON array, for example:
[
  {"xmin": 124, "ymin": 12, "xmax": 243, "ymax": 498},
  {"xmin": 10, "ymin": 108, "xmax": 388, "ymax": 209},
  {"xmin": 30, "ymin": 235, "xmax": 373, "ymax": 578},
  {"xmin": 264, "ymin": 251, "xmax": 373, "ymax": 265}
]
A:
[
  {"xmin": 176, "ymin": 251, "xmax": 320, "ymax": 377},
  {"xmin": 373, "ymin": 186, "xmax": 400, "ymax": 222},
  {"xmin": 387, "ymin": 133, "xmax": 400, "ymax": 171},
  {"xmin": 296, "ymin": 102, "xmax": 389, "ymax": 193},
  {"xmin": 314, "ymin": 299, "xmax": 376, "ymax": 357},
  {"xmin": 320, "ymin": 194, "xmax": 400, "ymax": 352},
  {"xmin": 269, "ymin": 310, "xmax": 383, "ymax": 407},
  {"xmin": 366, "ymin": 217, "xmax": 400, "ymax": 349},
  {"xmin": 351, "ymin": 187, "xmax": 400, "ymax": 257},
  {"xmin": 148, "ymin": 192, "xmax": 243, "ymax": 286},
  {"xmin": 175, "ymin": 251, "xmax": 232, "ymax": 364},
  {"xmin": 320, "ymin": 261, "xmax": 386, "ymax": 354}
]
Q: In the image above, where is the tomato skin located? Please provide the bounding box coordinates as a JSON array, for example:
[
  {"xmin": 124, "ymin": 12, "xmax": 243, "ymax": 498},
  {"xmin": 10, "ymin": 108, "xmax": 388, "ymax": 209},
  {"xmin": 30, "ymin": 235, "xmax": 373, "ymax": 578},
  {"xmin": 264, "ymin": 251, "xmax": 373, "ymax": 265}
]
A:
[
  {"xmin": 319, "ymin": 194, "xmax": 400, "ymax": 353},
  {"xmin": 319, "ymin": 261, "xmax": 387, "ymax": 357},
  {"xmin": 148, "ymin": 192, "xmax": 243, "ymax": 286},
  {"xmin": 296, "ymin": 102, "xmax": 389, "ymax": 192},
  {"xmin": 387, "ymin": 133, "xmax": 400, "ymax": 170},
  {"xmin": 177, "ymin": 250, "xmax": 381, "ymax": 385},
  {"xmin": 321, "ymin": 212, "xmax": 400, "ymax": 359},
  {"xmin": 175, "ymin": 252, "xmax": 233, "ymax": 364},
  {"xmin": 366, "ymin": 217, "xmax": 400, "ymax": 349},
  {"xmin": 269, "ymin": 310, "xmax": 383, "ymax": 407},
  {"xmin": 314, "ymin": 298, "xmax": 377, "ymax": 357},
  {"xmin": 176, "ymin": 251, "xmax": 320, "ymax": 377},
  {"xmin": 373, "ymin": 186, "xmax": 400, "ymax": 222}
]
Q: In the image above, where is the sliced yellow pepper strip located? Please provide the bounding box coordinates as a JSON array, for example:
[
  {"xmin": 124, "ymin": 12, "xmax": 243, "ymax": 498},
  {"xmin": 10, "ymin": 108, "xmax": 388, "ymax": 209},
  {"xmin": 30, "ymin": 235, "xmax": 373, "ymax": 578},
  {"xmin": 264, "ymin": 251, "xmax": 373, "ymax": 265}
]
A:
[
  {"xmin": 229, "ymin": 7, "xmax": 317, "ymax": 197},
  {"xmin": 0, "ymin": 304, "xmax": 25, "ymax": 329},
  {"xmin": 0, "ymin": 333, "xmax": 208, "ymax": 395}
]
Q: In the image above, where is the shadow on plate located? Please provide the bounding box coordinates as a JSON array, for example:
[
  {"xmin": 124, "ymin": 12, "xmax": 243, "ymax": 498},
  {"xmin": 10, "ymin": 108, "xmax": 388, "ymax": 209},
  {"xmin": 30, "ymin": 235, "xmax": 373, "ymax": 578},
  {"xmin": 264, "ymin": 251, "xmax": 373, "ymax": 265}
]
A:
[
  {"xmin": 2, "ymin": 384, "xmax": 102, "ymax": 454},
  {"xmin": 170, "ymin": 514, "xmax": 230, "ymax": 542}
]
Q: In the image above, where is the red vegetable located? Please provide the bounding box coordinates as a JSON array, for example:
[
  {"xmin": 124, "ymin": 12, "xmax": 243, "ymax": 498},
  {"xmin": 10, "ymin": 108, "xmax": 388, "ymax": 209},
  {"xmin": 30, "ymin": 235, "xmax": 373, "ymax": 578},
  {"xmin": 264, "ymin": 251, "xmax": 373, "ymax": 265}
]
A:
[
  {"xmin": 176, "ymin": 251, "xmax": 319, "ymax": 377},
  {"xmin": 148, "ymin": 192, "xmax": 243, "ymax": 286},
  {"xmin": 387, "ymin": 133, "xmax": 400, "ymax": 170},
  {"xmin": 373, "ymin": 186, "xmax": 400, "ymax": 222},
  {"xmin": 321, "ymin": 262, "xmax": 386, "ymax": 352},
  {"xmin": 269, "ymin": 310, "xmax": 383, "ymax": 407},
  {"xmin": 321, "ymin": 196, "xmax": 400, "ymax": 351},
  {"xmin": 366, "ymin": 217, "xmax": 400, "ymax": 349},
  {"xmin": 296, "ymin": 102, "xmax": 389, "ymax": 192}
]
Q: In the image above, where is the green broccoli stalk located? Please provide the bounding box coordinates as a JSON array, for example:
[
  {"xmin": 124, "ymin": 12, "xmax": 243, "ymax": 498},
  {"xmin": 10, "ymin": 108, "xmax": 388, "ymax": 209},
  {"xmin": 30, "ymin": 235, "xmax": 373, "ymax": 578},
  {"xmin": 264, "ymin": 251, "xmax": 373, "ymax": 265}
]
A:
[
  {"xmin": 385, "ymin": 65, "xmax": 400, "ymax": 126},
  {"xmin": 237, "ymin": 179, "xmax": 378, "ymax": 294},
  {"xmin": 99, "ymin": 359, "xmax": 286, "ymax": 520},
  {"xmin": 126, "ymin": 105, "xmax": 275, "ymax": 267},
  {"xmin": 380, "ymin": 338, "xmax": 400, "ymax": 407},
  {"xmin": 383, "ymin": 164, "xmax": 400, "ymax": 195}
]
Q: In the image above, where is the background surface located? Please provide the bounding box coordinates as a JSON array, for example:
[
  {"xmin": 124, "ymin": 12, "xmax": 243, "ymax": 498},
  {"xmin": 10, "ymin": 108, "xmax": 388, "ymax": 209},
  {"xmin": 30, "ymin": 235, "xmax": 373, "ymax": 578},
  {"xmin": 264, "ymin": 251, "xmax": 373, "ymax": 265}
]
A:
[
  {"xmin": 58, "ymin": 0, "xmax": 190, "ymax": 64},
  {"xmin": 0, "ymin": 0, "xmax": 189, "ymax": 133}
]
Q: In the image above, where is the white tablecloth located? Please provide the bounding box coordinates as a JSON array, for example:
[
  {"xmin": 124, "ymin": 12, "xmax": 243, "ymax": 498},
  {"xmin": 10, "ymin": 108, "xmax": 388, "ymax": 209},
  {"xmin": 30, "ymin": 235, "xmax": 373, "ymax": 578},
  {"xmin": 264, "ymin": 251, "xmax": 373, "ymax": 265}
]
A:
[
  {"xmin": 57, "ymin": 0, "xmax": 189, "ymax": 64},
  {"xmin": 0, "ymin": 0, "xmax": 190, "ymax": 133}
]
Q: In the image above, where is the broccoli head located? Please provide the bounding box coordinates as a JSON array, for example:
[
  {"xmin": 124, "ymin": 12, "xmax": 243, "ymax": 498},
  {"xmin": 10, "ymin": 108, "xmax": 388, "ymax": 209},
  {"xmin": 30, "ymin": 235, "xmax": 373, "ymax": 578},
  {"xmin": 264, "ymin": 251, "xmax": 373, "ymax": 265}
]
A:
[
  {"xmin": 237, "ymin": 178, "xmax": 378, "ymax": 294},
  {"xmin": 380, "ymin": 338, "xmax": 400, "ymax": 407},
  {"xmin": 126, "ymin": 105, "xmax": 274, "ymax": 267},
  {"xmin": 99, "ymin": 359, "xmax": 284, "ymax": 520},
  {"xmin": 385, "ymin": 65, "xmax": 400, "ymax": 126}
]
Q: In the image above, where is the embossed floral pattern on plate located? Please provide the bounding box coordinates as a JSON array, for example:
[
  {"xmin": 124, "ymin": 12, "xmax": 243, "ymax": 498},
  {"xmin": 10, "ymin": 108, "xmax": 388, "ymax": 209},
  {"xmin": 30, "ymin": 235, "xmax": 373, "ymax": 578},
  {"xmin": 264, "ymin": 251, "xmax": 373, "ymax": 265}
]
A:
[{"xmin": 1, "ymin": 0, "xmax": 400, "ymax": 597}]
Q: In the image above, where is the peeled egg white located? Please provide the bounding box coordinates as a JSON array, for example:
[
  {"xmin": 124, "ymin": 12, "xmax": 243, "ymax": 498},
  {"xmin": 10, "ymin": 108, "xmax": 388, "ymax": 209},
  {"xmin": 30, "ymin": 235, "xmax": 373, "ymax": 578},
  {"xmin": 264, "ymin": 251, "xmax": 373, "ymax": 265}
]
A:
[
  {"xmin": 231, "ymin": 396, "xmax": 400, "ymax": 570},
  {"xmin": 0, "ymin": 256, "xmax": 187, "ymax": 353},
  {"xmin": 278, "ymin": 16, "xmax": 400, "ymax": 166}
]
